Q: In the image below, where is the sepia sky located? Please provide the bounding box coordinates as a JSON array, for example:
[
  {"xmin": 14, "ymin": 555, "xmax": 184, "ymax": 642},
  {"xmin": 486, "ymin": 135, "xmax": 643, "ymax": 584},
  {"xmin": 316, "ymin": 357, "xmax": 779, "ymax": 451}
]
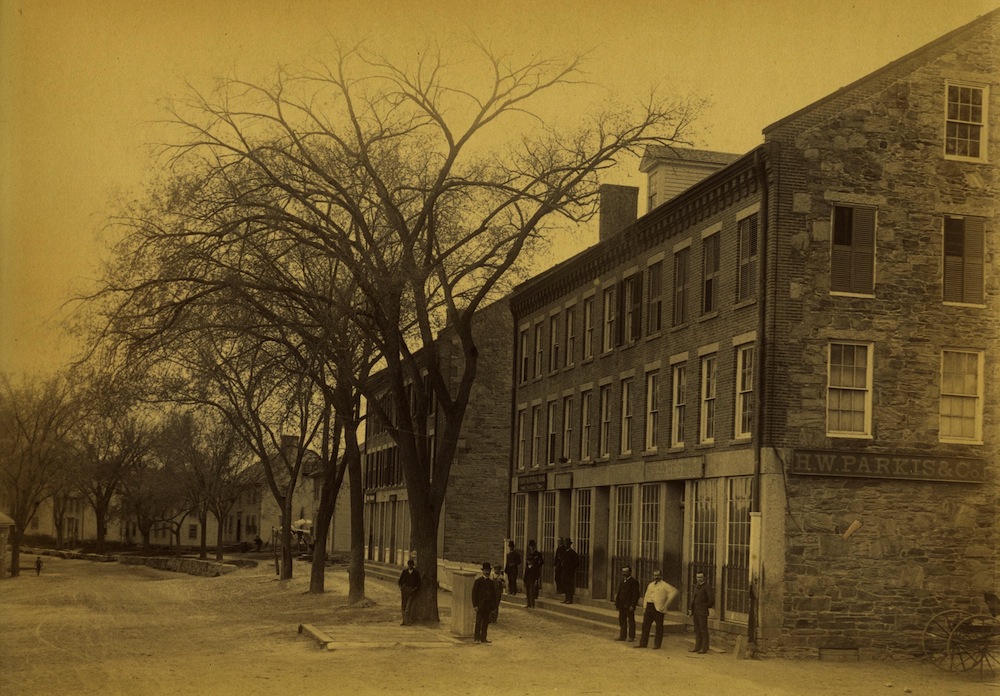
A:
[{"xmin": 1, "ymin": 0, "xmax": 996, "ymax": 377}]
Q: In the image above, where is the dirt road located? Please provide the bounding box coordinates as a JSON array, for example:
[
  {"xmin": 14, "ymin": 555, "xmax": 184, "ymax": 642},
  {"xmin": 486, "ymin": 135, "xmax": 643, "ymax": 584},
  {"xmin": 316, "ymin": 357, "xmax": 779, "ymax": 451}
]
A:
[{"xmin": 0, "ymin": 556, "xmax": 993, "ymax": 695}]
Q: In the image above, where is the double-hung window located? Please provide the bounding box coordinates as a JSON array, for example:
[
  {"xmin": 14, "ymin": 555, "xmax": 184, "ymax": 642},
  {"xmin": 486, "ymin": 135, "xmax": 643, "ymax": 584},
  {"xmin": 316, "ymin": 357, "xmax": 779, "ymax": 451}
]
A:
[
  {"xmin": 671, "ymin": 364, "xmax": 686, "ymax": 448},
  {"xmin": 583, "ymin": 297, "xmax": 595, "ymax": 360},
  {"xmin": 734, "ymin": 345, "xmax": 754, "ymax": 439},
  {"xmin": 598, "ymin": 385, "xmax": 612, "ymax": 458},
  {"xmin": 530, "ymin": 405, "xmax": 542, "ymax": 467},
  {"xmin": 602, "ymin": 287, "xmax": 616, "ymax": 353},
  {"xmin": 647, "ymin": 260, "xmax": 663, "ymax": 334},
  {"xmin": 943, "ymin": 216, "xmax": 985, "ymax": 304},
  {"xmin": 940, "ymin": 350, "xmax": 983, "ymax": 442},
  {"xmin": 620, "ymin": 378, "xmax": 634, "ymax": 455},
  {"xmin": 548, "ymin": 315, "xmax": 560, "ymax": 373},
  {"xmin": 827, "ymin": 342, "xmax": 873, "ymax": 437},
  {"xmin": 565, "ymin": 306, "xmax": 576, "ymax": 368},
  {"xmin": 580, "ymin": 391, "xmax": 593, "ymax": 460},
  {"xmin": 561, "ymin": 396, "xmax": 574, "ymax": 461},
  {"xmin": 945, "ymin": 82, "xmax": 987, "ymax": 162},
  {"xmin": 533, "ymin": 323, "xmax": 544, "ymax": 378},
  {"xmin": 516, "ymin": 408, "xmax": 526, "ymax": 469},
  {"xmin": 699, "ymin": 354, "xmax": 717, "ymax": 444},
  {"xmin": 644, "ymin": 370, "xmax": 659, "ymax": 451},
  {"xmin": 518, "ymin": 329, "xmax": 530, "ymax": 383},
  {"xmin": 547, "ymin": 401, "xmax": 558, "ymax": 465},
  {"xmin": 831, "ymin": 205, "xmax": 876, "ymax": 295}
]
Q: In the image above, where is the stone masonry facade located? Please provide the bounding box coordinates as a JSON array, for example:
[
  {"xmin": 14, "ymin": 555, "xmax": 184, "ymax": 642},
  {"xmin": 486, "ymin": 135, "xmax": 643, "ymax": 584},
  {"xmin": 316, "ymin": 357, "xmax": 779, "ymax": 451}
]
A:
[{"xmin": 762, "ymin": 12, "xmax": 998, "ymax": 657}]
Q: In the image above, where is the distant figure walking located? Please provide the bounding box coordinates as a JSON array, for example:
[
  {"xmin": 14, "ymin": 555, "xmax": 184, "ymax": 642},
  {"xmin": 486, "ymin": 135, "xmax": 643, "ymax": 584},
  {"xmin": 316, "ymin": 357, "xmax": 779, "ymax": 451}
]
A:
[
  {"xmin": 504, "ymin": 540, "xmax": 521, "ymax": 595},
  {"xmin": 472, "ymin": 562, "xmax": 498, "ymax": 643},
  {"xmin": 35, "ymin": 556, "xmax": 43, "ymax": 576},
  {"xmin": 398, "ymin": 558, "xmax": 421, "ymax": 625}
]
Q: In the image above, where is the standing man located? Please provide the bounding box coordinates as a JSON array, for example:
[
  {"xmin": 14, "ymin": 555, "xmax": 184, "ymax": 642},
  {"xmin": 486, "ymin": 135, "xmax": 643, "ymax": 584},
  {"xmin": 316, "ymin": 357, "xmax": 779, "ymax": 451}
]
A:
[
  {"xmin": 553, "ymin": 538, "xmax": 566, "ymax": 594},
  {"xmin": 689, "ymin": 571, "xmax": 714, "ymax": 654},
  {"xmin": 472, "ymin": 562, "xmax": 497, "ymax": 643},
  {"xmin": 614, "ymin": 565, "xmax": 641, "ymax": 641},
  {"xmin": 34, "ymin": 556, "xmax": 43, "ymax": 576},
  {"xmin": 634, "ymin": 569, "xmax": 678, "ymax": 649},
  {"xmin": 397, "ymin": 558, "xmax": 421, "ymax": 626},
  {"xmin": 523, "ymin": 540, "xmax": 544, "ymax": 608},
  {"xmin": 560, "ymin": 539, "xmax": 579, "ymax": 604},
  {"xmin": 504, "ymin": 540, "xmax": 521, "ymax": 595}
]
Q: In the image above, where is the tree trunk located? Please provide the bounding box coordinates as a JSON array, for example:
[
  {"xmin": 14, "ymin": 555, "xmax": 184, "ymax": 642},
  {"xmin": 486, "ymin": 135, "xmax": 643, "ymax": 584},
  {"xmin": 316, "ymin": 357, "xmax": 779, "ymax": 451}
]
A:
[
  {"xmin": 94, "ymin": 502, "xmax": 109, "ymax": 553},
  {"xmin": 409, "ymin": 504, "xmax": 441, "ymax": 623},
  {"xmin": 280, "ymin": 498, "xmax": 294, "ymax": 580},
  {"xmin": 215, "ymin": 513, "xmax": 225, "ymax": 562},
  {"xmin": 198, "ymin": 510, "xmax": 208, "ymax": 560},
  {"xmin": 346, "ymin": 429, "xmax": 366, "ymax": 605},
  {"xmin": 9, "ymin": 526, "xmax": 24, "ymax": 577}
]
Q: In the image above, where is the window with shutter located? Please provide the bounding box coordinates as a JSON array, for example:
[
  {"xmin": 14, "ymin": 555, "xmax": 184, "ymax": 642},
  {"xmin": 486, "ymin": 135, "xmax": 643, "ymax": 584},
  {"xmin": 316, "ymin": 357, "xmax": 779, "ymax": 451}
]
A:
[
  {"xmin": 943, "ymin": 216, "xmax": 985, "ymax": 304},
  {"xmin": 647, "ymin": 261, "xmax": 663, "ymax": 334},
  {"xmin": 673, "ymin": 247, "xmax": 689, "ymax": 326},
  {"xmin": 831, "ymin": 205, "xmax": 875, "ymax": 295},
  {"xmin": 737, "ymin": 214, "xmax": 758, "ymax": 301},
  {"xmin": 702, "ymin": 234, "xmax": 720, "ymax": 313}
]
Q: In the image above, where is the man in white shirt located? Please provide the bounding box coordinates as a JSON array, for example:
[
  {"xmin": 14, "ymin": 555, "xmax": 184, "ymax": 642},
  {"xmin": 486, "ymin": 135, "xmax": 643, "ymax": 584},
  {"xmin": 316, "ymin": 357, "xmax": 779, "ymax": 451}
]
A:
[{"xmin": 633, "ymin": 569, "xmax": 678, "ymax": 649}]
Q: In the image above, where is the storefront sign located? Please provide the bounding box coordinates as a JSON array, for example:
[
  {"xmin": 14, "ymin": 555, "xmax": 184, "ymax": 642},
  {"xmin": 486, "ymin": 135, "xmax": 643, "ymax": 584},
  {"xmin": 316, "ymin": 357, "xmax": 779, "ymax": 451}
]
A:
[
  {"xmin": 517, "ymin": 473, "xmax": 547, "ymax": 492},
  {"xmin": 791, "ymin": 449, "xmax": 985, "ymax": 483}
]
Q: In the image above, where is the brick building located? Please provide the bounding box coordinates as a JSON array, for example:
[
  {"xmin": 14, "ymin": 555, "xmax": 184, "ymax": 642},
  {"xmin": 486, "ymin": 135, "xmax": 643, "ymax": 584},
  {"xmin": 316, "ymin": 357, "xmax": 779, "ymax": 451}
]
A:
[
  {"xmin": 508, "ymin": 10, "xmax": 997, "ymax": 658},
  {"xmin": 362, "ymin": 299, "xmax": 513, "ymax": 576}
]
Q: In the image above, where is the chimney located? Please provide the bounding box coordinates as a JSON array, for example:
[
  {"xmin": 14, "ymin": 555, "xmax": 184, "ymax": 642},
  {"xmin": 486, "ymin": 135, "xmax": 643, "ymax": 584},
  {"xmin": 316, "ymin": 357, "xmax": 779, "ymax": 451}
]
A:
[
  {"xmin": 281, "ymin": 434, "xmax": 298, "ymax": 455},
  {"xmin": 598, "ymin": 184, "xmax": 639, "ymax": 242}
]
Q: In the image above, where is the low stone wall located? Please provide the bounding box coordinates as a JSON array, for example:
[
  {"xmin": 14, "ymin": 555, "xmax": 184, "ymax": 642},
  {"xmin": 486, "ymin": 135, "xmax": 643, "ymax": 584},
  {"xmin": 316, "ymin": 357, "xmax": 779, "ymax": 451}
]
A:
[
  {"xmin": 118, "ymin": 555, "xmax": 239, "ymax": 577},
  {"xmin": 24, "ymin": 547, "xmax": 239, "ymax": 577}
]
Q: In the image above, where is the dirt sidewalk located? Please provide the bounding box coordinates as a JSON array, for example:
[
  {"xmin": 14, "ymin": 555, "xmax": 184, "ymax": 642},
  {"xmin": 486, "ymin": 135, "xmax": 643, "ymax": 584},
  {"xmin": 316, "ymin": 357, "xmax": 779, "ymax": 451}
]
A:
[{"xmin": 0, "ymin": 555, "xmax": 994, "ymax": 695}]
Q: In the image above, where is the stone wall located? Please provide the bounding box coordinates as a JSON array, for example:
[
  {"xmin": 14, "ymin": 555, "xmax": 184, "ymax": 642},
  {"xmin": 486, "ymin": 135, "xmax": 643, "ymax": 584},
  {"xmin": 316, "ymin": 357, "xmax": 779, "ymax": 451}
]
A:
[
  {"xmin": 118, "ymin": 555, "xmax": 239, "ymax": 577},
  {"xmin": 762, "ymin": 13, "xmax": 998, "ymax": 657}
]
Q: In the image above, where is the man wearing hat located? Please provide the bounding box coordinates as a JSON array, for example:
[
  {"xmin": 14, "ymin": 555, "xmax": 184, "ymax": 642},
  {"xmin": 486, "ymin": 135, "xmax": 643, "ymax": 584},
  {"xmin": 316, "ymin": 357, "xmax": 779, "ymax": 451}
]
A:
[
  {"xmin": 614, "ymin": 565, "xmax": 641, "ymax": 641},
  {"xmin": 472, "ymin": 562, "xmax": 498, "ymax": 643}
]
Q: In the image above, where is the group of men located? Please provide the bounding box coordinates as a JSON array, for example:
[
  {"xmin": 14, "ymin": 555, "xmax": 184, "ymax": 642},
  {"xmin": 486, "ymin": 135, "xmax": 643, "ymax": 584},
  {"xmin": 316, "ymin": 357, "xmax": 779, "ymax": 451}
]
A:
[
  {"xmin": 502, "ymin": 537, "xmax": 579, "ymax": 606},
  {"xmin": 614, "ymin": 566, "xmax": 714, "ymax": 653},
  {"xmin": 402, "ymin": 544, "xmax": 715, "ymax": 652}
]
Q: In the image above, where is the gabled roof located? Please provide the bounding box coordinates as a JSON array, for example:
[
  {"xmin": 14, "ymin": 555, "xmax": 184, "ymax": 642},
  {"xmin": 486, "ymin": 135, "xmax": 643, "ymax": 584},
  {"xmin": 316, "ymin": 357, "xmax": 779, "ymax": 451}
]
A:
[{"xmin": 764, "ymin": 7, "xmax": 1000, "ymax": 135}]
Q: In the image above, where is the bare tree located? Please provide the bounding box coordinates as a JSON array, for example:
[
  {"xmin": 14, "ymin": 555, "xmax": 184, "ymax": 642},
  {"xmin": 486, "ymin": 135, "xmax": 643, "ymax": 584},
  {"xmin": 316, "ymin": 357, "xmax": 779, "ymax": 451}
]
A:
[
  {"xmin": 0, "ymin": 373, "xmax": 79, "ymax": 575},
  {"xmin": 97, "ymin": 42, "xmax": 700, "ymax": 617}
]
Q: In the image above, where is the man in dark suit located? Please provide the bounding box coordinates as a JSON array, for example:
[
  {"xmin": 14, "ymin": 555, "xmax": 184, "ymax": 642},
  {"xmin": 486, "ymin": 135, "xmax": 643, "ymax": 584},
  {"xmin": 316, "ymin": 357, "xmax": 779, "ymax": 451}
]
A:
[
  {"xmin": 688, "ymin": 571, "xmax": 715, "ymax": 653},
  {"xmin": 523, "ymin": 540, "xmax": 544, "ymax": 608},
  {"xmin": 472, "ymin": 562, "xmax": 497, "ymax": 643},
  {"xmin": 397, "ymin": 558, "xmax": 421, "ymax": 625},
  {"xmin": 504, "ymin": 540, "xmax": 521, "ymax": 595},
  {"xmin": 614, "ymin": 565, "xmax": 641, "ymax": 641},
  {"xmin": 560, "ymin": 539, "xmax": 579, "ymax": 604}
]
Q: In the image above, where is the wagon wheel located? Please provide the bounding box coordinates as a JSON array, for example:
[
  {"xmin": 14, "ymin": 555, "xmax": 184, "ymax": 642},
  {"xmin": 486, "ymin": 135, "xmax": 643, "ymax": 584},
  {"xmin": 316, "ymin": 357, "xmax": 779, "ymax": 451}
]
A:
[
  {"xmin": 923, "ymin": 609, "xmax": 969, "ymax": 669},
  {"xmin": 949, "ymin": 614, "xmax": 1000, "ymax": 677}
]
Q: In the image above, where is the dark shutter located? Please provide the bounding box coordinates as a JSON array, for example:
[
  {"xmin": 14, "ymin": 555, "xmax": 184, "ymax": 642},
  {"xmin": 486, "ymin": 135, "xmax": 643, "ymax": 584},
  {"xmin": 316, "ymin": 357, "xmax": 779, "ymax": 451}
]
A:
[
  {"xmin": 851, "ymin": 206, "xmax": 875, "ymax": 294},
  {"xmin": 964, "ymin": 217, "xmax": 985, "ymax": 303}
]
